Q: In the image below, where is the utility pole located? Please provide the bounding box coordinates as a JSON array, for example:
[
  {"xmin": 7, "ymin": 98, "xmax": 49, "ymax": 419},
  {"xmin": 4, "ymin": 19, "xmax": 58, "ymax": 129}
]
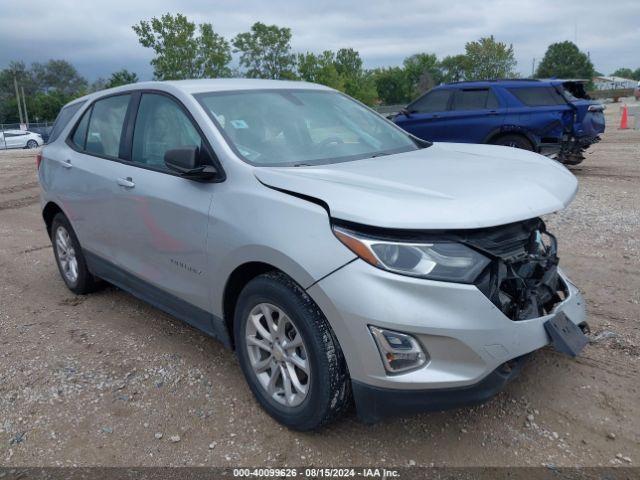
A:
[
  {"xmin": 532, "ymin": 58, "xmax": 536, "ymax": 77},
  {"xmin": 21, "ymin": 86, "xmax": 29, "ymax": 127},
  {"xmin": 13, "ymin": 77, "xmax": 24, "ymax": 125}
]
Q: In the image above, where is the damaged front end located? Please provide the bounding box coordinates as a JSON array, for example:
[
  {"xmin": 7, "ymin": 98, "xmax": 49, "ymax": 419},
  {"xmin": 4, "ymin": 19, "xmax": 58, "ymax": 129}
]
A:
[{"xmin": 462, "ymin": 218, "xmax": 568, "ymax": 321}]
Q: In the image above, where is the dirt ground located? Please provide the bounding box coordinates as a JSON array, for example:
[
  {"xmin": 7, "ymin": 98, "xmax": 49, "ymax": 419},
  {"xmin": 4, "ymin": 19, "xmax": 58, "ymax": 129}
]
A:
[{"xmin": 0, "ymin": 102, "xmax": 638, "ymax": 468}]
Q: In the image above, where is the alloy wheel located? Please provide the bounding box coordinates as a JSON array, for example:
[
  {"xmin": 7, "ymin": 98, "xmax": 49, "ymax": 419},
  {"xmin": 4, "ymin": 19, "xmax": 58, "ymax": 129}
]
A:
[
  {"xmin": 55, "ymin": 226, "xmax": 78, "ymax": 284},
  {"xmin": 245, "ymin": 302, "xmax": 310, "ymax": 407}
]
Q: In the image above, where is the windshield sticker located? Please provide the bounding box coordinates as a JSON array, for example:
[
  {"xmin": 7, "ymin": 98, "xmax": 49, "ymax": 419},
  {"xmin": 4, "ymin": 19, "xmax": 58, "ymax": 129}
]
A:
[{"xmin": 230, "ymin": 119, "xmax": 249, "ymax": 129}]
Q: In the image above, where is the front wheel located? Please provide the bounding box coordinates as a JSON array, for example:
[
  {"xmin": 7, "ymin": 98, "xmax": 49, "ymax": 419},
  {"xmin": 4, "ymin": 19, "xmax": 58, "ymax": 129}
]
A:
[
  {"xmin": 26, "ymin": 139, "xmax": 38, "ymax": 149},
  {"xmin": 234, "ymin": 272, "xmax": 350, "ymax": 430},
  {"xmin": 491, "ymin": 134, "xmax": 534, "ymax": 151}
]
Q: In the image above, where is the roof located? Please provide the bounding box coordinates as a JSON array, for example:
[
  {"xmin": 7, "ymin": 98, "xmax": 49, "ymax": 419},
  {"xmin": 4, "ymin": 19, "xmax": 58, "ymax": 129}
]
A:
[
  {"xmin": 438, "ymin": 78, "xmax": 587, "ymax": 88},
  {"xmin": 161, "ymin": 78, "xmax": 329, "ymax": 94},
  {"xmin": 64, "ymin": 78, "xmax": 331, "ymax": 108},
  {"xmin": 438, "ymin": 79, "xmax": 544, "ymax": 88}
]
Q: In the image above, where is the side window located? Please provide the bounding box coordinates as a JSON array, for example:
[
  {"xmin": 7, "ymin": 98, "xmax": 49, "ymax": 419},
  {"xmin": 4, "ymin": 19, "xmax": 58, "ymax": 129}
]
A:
[
  {"xmin": 508, "ymin": 87, "xmax": 565, "ymax": 107},
  {"xmin": 451, "ymin": 89, "xmax": 490, "ymax": 111},
  {"xmin": 409, "ymin": 90, "xmax": 451, "ymax": 113},
  {"xmin": 49, "ymin": 101, "xmax": 85, "ymax": 144},
  {"xmin": 85, "ymin": 95, "xmax": 131, "ymax": 158},
  {"xmin": 131, "ymin": 93, "xmax": 203, "ymax": 171},
  {"xmin": 71, "ymin": 107, "xmax": 91, "ymax": 150}
]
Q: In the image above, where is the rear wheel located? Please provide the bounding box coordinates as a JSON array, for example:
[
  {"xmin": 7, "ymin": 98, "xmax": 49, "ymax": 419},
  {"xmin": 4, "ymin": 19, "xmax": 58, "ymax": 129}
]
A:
[
  {"xmin": 491, "ymin": 134, "xmax": 534, "ymax": 151},
  {"xmin": 51, "ymin": 213, "xmax": 98, "ymax": 294},
  {"xmin": 234, "ymin": 272, "xmax": 350, "ymax": 430}
]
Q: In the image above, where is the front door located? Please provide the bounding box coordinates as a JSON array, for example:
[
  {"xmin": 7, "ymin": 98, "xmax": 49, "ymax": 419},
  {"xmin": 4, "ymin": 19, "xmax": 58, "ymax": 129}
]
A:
[
  {"xmin": 394, "ymin": 89, "xmax": 452, "ymax": 142},
  {"xmin": 434, "ymin": 88, "xmax": 506, "ymax": 143},
  {"xmin": 111, "ymin": 92, "xmax": 216, "ymax": 317}
]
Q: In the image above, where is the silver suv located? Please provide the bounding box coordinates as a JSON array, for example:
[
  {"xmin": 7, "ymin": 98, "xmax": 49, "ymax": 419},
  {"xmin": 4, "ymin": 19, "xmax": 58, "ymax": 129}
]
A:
[{"xmin": 38, "ymin": 79, "xmax": 588, "ymax": 430}]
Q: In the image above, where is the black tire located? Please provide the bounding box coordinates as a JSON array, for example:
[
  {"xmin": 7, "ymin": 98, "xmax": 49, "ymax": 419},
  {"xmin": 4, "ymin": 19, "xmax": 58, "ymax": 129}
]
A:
[
  {"xmin": 491, "ymin": 134, "xmax": 534, "ymax": 151},
  {"xmin": 51, "ymin": 213, "xmax": 98, "ymax": 295},
  {"xmin": 26, "ymin": 139, "xmax": 38, "ymax": 149},
  {"xmin": 234, "ymin": 271, "xmax": 350, "ymax": 430}
]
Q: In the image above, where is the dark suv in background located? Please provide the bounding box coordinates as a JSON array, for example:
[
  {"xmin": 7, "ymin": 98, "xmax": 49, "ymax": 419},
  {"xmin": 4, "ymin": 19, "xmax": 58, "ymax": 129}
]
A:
[{"xmin": 393, "ymin": 79, "xmax": 605, "ymax": 165}]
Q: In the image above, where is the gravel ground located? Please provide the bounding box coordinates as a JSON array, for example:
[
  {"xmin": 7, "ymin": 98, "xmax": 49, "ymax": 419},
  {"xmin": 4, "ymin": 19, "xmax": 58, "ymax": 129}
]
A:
[{"xmin": 0, "ymin": 102, "xmax": 638, "ymax": 468}]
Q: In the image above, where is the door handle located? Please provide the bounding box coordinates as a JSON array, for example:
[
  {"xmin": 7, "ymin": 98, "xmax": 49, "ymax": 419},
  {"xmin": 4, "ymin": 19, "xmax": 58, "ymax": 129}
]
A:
[
  {"xmin": 117, "ymin": 177, "xmax": 135, "ymax": 188},
  {"xmin": 61, "ymin": 159, "xmax": 72, "ymax": 169},
  {"xmin": 488, "ymin": 110, "xmax": 499, "ymax": 116}
]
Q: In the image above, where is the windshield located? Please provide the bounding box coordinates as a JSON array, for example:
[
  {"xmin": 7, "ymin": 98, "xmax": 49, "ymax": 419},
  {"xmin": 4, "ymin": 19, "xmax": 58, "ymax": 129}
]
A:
[{"xmin": 195, "ymin": 89, "xmax": 420, "ymax": 166}]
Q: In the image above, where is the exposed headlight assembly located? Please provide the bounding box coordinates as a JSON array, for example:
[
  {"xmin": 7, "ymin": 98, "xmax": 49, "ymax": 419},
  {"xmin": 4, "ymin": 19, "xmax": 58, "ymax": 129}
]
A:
[{"xmin": 333, "ymin": 225, "xmax": 490, "ymax": 283}]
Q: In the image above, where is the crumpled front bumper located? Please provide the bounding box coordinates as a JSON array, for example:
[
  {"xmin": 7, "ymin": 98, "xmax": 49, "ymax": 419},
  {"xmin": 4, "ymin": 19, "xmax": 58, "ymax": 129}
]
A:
[{"xmin": 307, "ymin": 259, "xmax": 586, "ymax": 420}]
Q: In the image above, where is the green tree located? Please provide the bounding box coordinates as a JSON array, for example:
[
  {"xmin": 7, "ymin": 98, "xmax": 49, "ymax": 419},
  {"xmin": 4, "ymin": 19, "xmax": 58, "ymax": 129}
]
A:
[
  {"xmin": 612, "ymin": 68, "xmax": 633, "ymax": 78},
  {"xmin": 334, "ymin": 48, "xmax": 363, "ymax": 79},
  {"xmin": 464, "ymin": 36, "xmax": 517, "ymax": 80},
  {"xmin": 232, "ymin": 22, "xmax": 296, "ymax": 79},
  {"xmin": 105, "ymin": 69, "xmax": 139, "ymax": 89},
  {"xmin": 611, "ymin": 68, "xmax": 640, "ymax": 80},
  {"xmin": 535, "ymin": 41, "xmax": 594, "ymax": 80},
  {"xmin": 198, "ymin": 23, "xmax": 233, "ymax": 78},
  {"xmin": 297, "ymin": 51, "xmax": 344, "ymax": 90},
  {"xmin": 403, "ymin": 53, "xmax": 440, "ymax": 97},
  {"xmin": 0, "ymin": 60, "xmax": 87, "ymax": 122},
  {"xmin": 133, "ymin": 13, "xmax": 231, "ymax": 80},
  {"xmin": 31, "ymin": 60, "xmax": 88, "ymax": 96},
  {"xmin": 439, "ymin": 54, "xmax": 469, "ymax": 83},
  {"xmin": 372, "ymin": 67, "xmax": 411, "ymax": 104},
  {"xmin": 331, "ymin": 48, "xmax": 377, "ymax": 105},
  {"xmin": 29, "ymin": 91, "xmax": 74, "ymax": 122}
]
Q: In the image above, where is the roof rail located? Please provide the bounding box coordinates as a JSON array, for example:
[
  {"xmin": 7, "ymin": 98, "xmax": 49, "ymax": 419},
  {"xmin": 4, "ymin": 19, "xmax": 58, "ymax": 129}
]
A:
[{"xmin": 445, "ymin": 78, "xmax": 541, "ymax": 85}]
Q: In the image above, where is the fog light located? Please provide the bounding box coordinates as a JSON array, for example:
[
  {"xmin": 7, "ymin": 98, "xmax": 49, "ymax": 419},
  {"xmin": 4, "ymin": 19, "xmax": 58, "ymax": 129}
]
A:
[{"xmin": 369, "ymin": 326, "xmax": 428, "ymax": 373}]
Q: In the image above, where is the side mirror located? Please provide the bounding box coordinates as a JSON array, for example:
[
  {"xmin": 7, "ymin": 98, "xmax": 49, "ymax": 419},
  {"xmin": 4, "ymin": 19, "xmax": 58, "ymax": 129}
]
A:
[
  {"xmin": 164, "ymin": 146, "xmax": 218, "ymax": 181},
  {"xmin": 165, "ymin": 147, "xmax": 198, "ymax": 171},
  {"xmin": 399, "ymin": 108, "xmax": 412, "ymax": 117}
]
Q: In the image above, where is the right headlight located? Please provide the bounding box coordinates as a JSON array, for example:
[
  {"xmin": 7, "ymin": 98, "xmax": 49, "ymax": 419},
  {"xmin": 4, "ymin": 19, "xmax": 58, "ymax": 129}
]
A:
[{"xmin": 333, "ymin": 225, "xmax": 490, "ymax": 283}]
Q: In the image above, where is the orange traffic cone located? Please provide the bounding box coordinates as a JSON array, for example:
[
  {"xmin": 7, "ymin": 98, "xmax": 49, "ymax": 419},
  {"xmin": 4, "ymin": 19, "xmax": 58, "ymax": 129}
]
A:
[{"xmin": 619, "ymin": 105, "xmax": 629, "ymax": 129}]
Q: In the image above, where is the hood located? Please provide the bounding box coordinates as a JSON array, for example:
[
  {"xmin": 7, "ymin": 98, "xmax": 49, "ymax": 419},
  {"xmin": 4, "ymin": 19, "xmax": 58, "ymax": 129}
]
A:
[{"xmin": 254, "ymin": 143, "xmax": 578, "ymax": 230}]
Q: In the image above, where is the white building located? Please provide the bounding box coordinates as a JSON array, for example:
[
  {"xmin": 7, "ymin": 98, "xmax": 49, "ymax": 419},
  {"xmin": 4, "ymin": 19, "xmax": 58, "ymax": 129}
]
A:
[{"xmin": 593, "ymin": 76, "xmax": 637, "ymax": 90}]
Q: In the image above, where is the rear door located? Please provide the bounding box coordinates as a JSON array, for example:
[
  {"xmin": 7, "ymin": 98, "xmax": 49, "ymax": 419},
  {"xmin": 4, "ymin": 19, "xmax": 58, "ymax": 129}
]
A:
[
  {"xmin": 54, "ymin": 93, "xmax": 135, "ymax": 263},
  {"xmin": 108, "ymin": 91, "xmax": 216, "ymax": 316},
  {"xmin": 505, "ymin": 86, "xmax": 572, "ymax": 142},
  {"xmin": 431, "ymin": 88, "xmax": 505, "ymax": 143},
  {"xmin": 394, "ymin": 89, "xmax": 452, "ymax": 141}
]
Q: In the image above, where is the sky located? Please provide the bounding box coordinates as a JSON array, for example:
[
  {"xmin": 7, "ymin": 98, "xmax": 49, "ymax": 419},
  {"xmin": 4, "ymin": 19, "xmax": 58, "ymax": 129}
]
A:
[{"xmin": 1, "ymin": 0, "xmax": 639, "ymax": 81}]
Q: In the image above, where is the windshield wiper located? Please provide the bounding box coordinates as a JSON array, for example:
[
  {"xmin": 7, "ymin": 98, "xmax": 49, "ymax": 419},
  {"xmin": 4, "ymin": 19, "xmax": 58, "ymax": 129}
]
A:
[{"xmin": 368, "ymin": 152, "xmax": 390, "ymax": 159}]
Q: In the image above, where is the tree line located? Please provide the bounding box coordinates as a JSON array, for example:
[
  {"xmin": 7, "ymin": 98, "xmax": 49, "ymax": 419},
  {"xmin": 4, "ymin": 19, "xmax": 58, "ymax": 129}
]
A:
[
  {"xmin": 2, "ymin": 12, "xmax": 634, "ymax": 123},
  {"xmin": 0, "ymin": 62, "xmax": 138, "ymax": 123},
  {"xmin": 131, "ymin": 14, "xmax": 523, "ymax": 106}
]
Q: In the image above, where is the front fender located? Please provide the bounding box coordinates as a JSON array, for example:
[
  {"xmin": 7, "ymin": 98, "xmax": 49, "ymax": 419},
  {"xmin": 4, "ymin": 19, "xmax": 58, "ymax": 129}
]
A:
[{"xmin": 207, "ymin": 183, "xmax": 356, "ymax": 317}]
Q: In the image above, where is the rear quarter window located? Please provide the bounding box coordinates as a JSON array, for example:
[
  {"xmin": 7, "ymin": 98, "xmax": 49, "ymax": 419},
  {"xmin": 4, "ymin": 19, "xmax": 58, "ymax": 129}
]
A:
[
  {"xmin": 48, "ymin": 101, "xmax": 86, "ymax": 144},
  {"xmin": 508, "ymin": 87, "xmax": 566, "ymax": 107}
]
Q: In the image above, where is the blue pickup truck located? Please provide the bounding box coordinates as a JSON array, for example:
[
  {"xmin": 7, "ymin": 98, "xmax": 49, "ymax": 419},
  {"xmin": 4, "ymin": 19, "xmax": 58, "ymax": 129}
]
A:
[{"xmin": 392, "ymin": 79, "xmax": 605, "ymax": 165}]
